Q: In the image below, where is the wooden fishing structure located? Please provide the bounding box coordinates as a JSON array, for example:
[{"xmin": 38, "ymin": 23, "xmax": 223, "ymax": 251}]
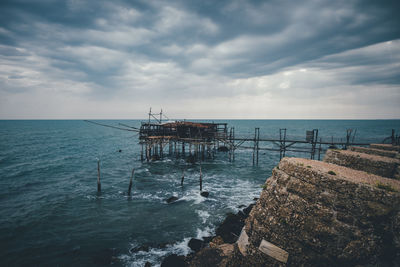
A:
[
  {"xmin": 86, "ymin": 109, "xmax": 398, "ymax": 166},
  {"xmin": 139, "ymin": 108, "xmax": 228, "ymax": 162}
]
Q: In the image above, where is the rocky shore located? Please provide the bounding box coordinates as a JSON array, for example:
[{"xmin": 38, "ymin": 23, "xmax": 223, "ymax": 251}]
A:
[{"xmin": 159, "ymin": 144, "xmax": 400, "ymax": 267}]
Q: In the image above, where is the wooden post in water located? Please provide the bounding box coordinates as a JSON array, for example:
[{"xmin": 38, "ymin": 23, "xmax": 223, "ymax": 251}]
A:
[
  {"xmin": 97, "ymin": 159, "xmax": 101, "ymax": 193},
  {"xmin": 181, "ymin": 169, "xmax": 185, "ymax": 186},
  {"xmin": 199, "ymin": 164, "xmax": 202, "ymax": 191},
  {"xmin": 128, "ymin": 168, "xmax": 135, "ymax": 196},
  {"xmin": 141, "ymin": 143, "xmax": 144, "ymax": 162},
  {"xmin": 232, "ymin": 127, "xmax": 235, "ymax": 162},
  {"xmin": 256, "ymin": 128, "xmax": 260, "ymax": 166},
  {"xmin": 160, "ymin": 139, "xmax": 163, "ymax": 159},
  {"xmin": 253, "ymin": 128, "xmax": 256, "ymax": 166}
]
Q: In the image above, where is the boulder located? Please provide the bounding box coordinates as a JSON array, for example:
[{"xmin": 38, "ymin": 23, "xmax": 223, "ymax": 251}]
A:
[
  {"xmin": 200, "ymin": 191, "xmax": 209, "ymax": 198},
  {"xmin": 215, "ymin": 213, "xmax": 244, "ymax": 243},
  {"xmin": 188, "ymin": 238, "xmax": 204, "ymax": 252},
  {"xmin": 226, "ymin": 157, "xmax": 400, "ymax": 266},
  {"xmin": 166, "ymin": 196, "xmax": 178, "ymax": 203},
  {"xmin": 243, "ymin": 203, "xmax": 255, "ymax": 216},
  {"xmin": 209, "ymin": 236, "xmax": 224, "ymax": 248},
  {"xmin": 160, "ymin": 254, "xmax": 186, "ymax": 267}
]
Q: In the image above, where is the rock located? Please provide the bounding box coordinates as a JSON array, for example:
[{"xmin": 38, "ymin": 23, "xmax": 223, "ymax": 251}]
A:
[
  {"xmin": 237, "ymin": 204, "xmax": 246, "ymax": 208},
  {"xmin": 129, "ymin": 245, "xmax": 150, "ymax": 253},
  {"xmin": 323, "ymin": 149, "xmax": 400, "ymax": 178},
  {"xmin": 166, "ymin": 196, "xmax": 178, "ymax": 203},
  {"xmin": 218, "ymin": 243, "xmax": 234, "ymax": 257},
  {"xmin": 160, "ymin": 254, "xmax": 186, "ymax": 267},
  {"xmin": 200, "ymin": 191, "xmax": 209, "ymax": 198},
  {"xmin": 188, "ymin": 238, "xmax": 204, "ymax": 252},
  {"xmin": 209, "ymin": 236, "xmax": 224, "ymax": 248},
  {"xmin": 216, "ymin": 213, "xmax": 244, "ymax": 243},
  {"xmin": 186, "ymin": 248, "xmax": 223, "ymax": 267},
  {"xmin": 225, "ymin": 157, "xmax": 400, "ymax": 266},
  {"xmin": 202, "ymin": 236, "xmax": 213, "ymax": 243},
  {"xmin": 144, "ymin": 262, "xmax": 151, "ymax": 267},
  {"xmin": 242, "ymin": 203, "xmax": 255, "ymax": 216}
]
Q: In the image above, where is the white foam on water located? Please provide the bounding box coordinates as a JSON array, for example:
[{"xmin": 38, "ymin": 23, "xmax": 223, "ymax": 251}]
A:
[
  {"xmin": 196, "ymin": 210, "xmax": 210, "ymax": 224},
  {"xmin": 119, "ymin": 237, "xmax": 193, "ymax": 267},
  {"xmin": 195, "ymin": 227, "xmax": 213, "ymax": 239}
]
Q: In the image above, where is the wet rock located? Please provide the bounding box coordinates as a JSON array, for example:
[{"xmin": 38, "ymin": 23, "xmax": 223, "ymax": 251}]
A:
[
  {"xmin": 156, "ymin": 242, "xmax": 169, "ymax": 249},
  {"xmin": 200, "ymin": 191, "xmax": 209, "ymax": 198},
  {"xmin": 243, "ymin": 203, "xmax": 255, "ymax": 216},
  {"xmin": 202, "ymin": 236, "xmax": 213, "ymax": 243},
  {"xmin": 166, "ymin": 196, "xmax": 178, "ymax": 203},
  {"xmin": 129, "ymin": 245, "xmax": 150, "ymax": 253},
  {"xmin": 215, "ymin": 213, "xmax": 244, "ymax": 243},
  {"xmin": 237, "ymin": 204, "xmax": 246, "ymax": 209},
  {"xmin": 186, "ymin": 247, "xmax": 223, "ymax": 267},
  {"xmin": 144, "ymin": 262, "xmax": 151, "ymax": 267},
  {"xmin": 236, "ymin": 210, "xmax": 247, "ymax": 219},
  {"xmin": 188, "ymin": 238, "xmax": 204, "ymax": 252},
  {"xmin": 161, "ymin": 254, "xmax": 186, "ymax": 267}
]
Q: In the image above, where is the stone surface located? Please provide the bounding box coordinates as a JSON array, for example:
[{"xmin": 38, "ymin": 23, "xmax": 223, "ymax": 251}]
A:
[
  {"xmin": 166, "ymin": 196, "xmax": 179, "ymax": 203},
  {"xmin": 370, "ymin": 144, "xmax": 400, "ymax": 152},
  {"xmin": 188, "ymin": 238, "xmax": 205, "ymax": 252},
  {"xmin": 215, "ymin": 213, "xmax": 245, "ymax": 243},
  {"xmin": 186, "ymin": 247, "xmax": 224, "ymax": 267},
  {"xmin": 200, "ymin": 191, "xmax": 209, "ymax": 198},
  {"xmin": 210, "ymin": 236, "xmax": 224, "ymax": 248},
  {"xmin": 160, "ymin": 254, "xmax": 186, "ymax": 267},
  {"xmin": 225, "ymin": 157, "xmax": 400, "ymax": 266},
  {"xmin": 350, "ymin": 146, "xmax": 399, "ymax": 158},
  {"xmin": 323, "ymin": 149, "xmax": 400, "ymax": 178}
]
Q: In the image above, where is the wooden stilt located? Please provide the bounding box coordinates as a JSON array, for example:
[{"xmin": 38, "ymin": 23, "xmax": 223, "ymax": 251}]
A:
[
  {"xmin": 199, "ymin": 164, "xmax": 202, "ymax": 191},
  {"xmin": 128, "ymin": 168, "xmax": 134, "ymax": 196},
  {"xmin": 181, "ymin": 169, "xmax": 185, "ymax": 186},
  {"xmin": 160, "ymin": 139, "xmax": 163, "ymax": 159},
  {"xmin": 141, "ymin": 143, "xmax": 144, "ymax": 162},
  {"xmin": 97, "ymin": 160, "xmax": 101, "ymax": 193}
]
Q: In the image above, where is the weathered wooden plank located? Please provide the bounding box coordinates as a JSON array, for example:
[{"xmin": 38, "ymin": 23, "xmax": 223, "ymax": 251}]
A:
[
  {"xmin": 258, "ymin": 239, "xmax": 289, "ymax": 263},
  {"xmin": 237, "ymin": 227, "xmax": 249, "ymax": 256}
]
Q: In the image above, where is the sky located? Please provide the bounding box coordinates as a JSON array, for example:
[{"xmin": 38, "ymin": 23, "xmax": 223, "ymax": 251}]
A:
[{"xmin": 0, "ymin": 0, "xmax": 399, "ymax": 119}]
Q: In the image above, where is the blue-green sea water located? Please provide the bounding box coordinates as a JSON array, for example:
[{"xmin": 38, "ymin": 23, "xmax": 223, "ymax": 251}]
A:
[{"xmin": 0, "ymin": 120, "xmax": 399, "ymax": 266}]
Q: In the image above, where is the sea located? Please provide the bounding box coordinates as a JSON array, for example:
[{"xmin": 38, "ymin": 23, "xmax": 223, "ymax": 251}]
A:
[{"xmin": 0, "ymin": 120, "xmax": 399, "ymax": 266}]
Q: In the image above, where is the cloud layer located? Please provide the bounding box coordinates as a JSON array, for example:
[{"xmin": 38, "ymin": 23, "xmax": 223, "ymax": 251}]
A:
[{"xmin": 0, "ymin": 0, "xmax": 399, "ymax": 119}]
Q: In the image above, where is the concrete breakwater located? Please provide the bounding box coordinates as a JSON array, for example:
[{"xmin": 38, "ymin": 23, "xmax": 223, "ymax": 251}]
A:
[{"xmin": 162, "ymin": 144, "xmax": 400, "ymax": 266}]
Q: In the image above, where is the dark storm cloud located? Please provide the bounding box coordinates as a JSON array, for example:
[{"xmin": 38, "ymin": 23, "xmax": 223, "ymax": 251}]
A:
[{"xmin": 0, "ymin": 0, "xmax": 399, "ymax": 118}]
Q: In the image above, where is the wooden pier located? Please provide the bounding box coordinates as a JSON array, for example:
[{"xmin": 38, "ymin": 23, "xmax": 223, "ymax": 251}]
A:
[
  {"xmin": 137, "ymin": 109, "xmax": 400, "ymax": 165},
  {"xmin": 86, "ymin": 109, "xmax": 399, "ymax": 166}
]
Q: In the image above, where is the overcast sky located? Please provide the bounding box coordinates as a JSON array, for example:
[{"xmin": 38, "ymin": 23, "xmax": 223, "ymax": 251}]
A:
[{"xmin": 0, "ymin": 0, "xmax": 399, "ymax": 119}]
